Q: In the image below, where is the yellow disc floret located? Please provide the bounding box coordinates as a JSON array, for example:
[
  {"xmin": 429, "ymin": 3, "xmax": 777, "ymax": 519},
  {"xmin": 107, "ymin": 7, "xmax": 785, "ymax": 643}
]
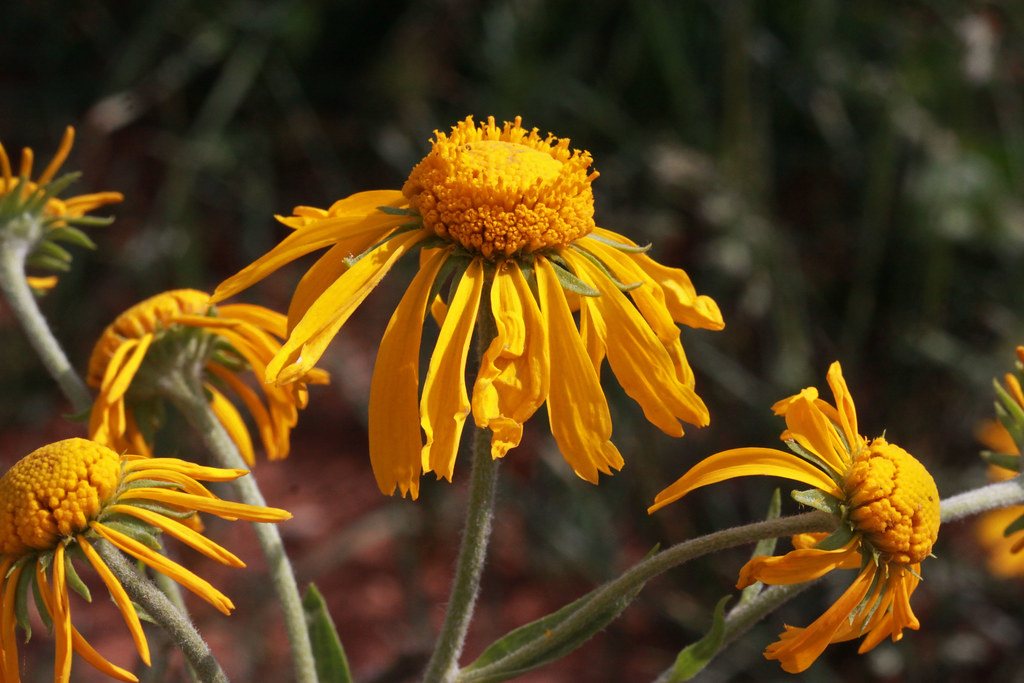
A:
[
  {"xmin": 844, "ymin": 437, "xmax": 940, "ymax": 564},
  {"xmin": 402, "ymin": 116, "xmax": 599, "ymax": 259},
  {"xmin": 0, "ymin": 438, "xmax": 120, "ymax": 554},
  {"xmin": 87, "ymin": 289, "xmax": 212, "ymax": 386}
]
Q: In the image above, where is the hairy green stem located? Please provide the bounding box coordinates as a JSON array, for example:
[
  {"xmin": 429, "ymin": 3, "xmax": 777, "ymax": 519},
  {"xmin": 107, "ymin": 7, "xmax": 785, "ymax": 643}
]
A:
[
  {"xmin": 0, "ymin": 236, "xmax": 92, "ymax": 414},
  {"xmin": 158, "ymin": 370, "xmax": 318, "ymax": 683},
  {"xmin": 423, "ymin": 297, "xmax": 500, "ymax": 683},
  {"xmin": 458, "ymin": 511, "xmax": 835, "ymax": 683},
  {"xmin": 95, "ymin": 539, "xmax": 228, "ymax": 683},
  {"xmin": 941, "ymin": 477, "xmax": 1024, "ymax": 522}
]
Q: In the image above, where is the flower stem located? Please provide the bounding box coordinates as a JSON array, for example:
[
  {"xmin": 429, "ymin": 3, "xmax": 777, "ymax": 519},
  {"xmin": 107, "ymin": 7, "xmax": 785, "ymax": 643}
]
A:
[
  {"xmin": 158, "ymin": 370, "xmax": 319, "ymax": 683},
  {"xmin": 423, "ymin": 297, "xmax": 500, "ymax": 683},
  {"xmin": 458, "ymin": 511, "xmax": 835, "ymax": 683},
  {"xmin": 0, "ymin": 236, "xmax": 92, "ymax": 414},
  {"xmin": 95, "ymin": 539, "xmax": 228, "ymax": 683},
  {"xmin": 940, "ymin": 477, "xmax": 1024, "ymax": 522}
]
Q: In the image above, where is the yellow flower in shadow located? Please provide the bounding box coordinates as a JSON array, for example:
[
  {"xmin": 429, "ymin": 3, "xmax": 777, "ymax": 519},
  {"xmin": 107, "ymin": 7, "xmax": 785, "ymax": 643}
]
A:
[
  {"xmin": 212, "ymin": 116, "xmax": 724, "ymax": 498},
  {"xmin": 650, "ymin": 362, "xmax": 940, "ymax": 673},
  {"xmin": 0, "ymin": 438, "xmax": 290, "ymax": 682},
  {"xmin": 88, "ymin": 289, "xmax": 328, "ymax": 464}
]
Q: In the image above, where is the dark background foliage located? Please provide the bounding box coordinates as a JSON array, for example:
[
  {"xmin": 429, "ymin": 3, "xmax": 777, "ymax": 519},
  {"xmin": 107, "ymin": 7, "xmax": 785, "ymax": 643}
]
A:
[{"xmin": 1, "ymin": 1, "xmax": 1023, "ymax": 681}]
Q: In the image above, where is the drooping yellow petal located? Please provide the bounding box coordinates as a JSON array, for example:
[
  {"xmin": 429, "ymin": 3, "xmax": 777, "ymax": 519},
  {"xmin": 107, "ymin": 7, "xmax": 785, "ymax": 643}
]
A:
[
  {"xmin": 368, "ymin": 248, "xmax": 450, "ymax": 498},
  {"xmin": 736, "ymin": 538, "xmax": 860, "ymax": 588},
  {"xmin": 90, "ymin": 522, "xmax": 235, "ymax": 615},
  {"xmin": 567, "ymin": 250, "xmax": 709, "ymax": 435},
  {"xmin": 782, "ymin": 391, "xmax": 851, "ymax": 478},
  {"xmin": 2, "ymin": 561, "xmax": 23, "ymax": 683},
  {"xmin": 420, "ymin": 258, "xmax": 484, "ymax": 481},
  {"xmin": 211, "ymin": 192, "xmax": 409, "ymax": 304},
  {"xmin": 207, "ymin": 363, "xmax": 281, "ymax": 459},
  {"xmin": 472, "ymin": 260, "xmax": 550, "ymax": 458},
  {"xmin": 100, "ymin": 335, "xmax": 152, "ymax": 403},
  {"xmin": 52, "ymin": 543, "xmax": 73, "ymax": 682},
  {"xmin": 206, "ymin": 384, "xmax": 256, "ymax": 465},
  {"xmin": 536, "ymin": 256, "xmax": 623, "ymax": 482},
  {"xmin": 214, "ymin": 303, "xmax": 287, "ymax": 337},
  {"xmin": 78, "ymin": 536, "xmax": 151, "ymax": 665},
  {"xmin": 116, "ymin": 488, "xmax": 292, "ymax": 522},
  {"xmin": 763, "ymin": 564, "xmax": 876, "ymax": 673},
  {"xmin": 648, "ymin": 447, "xmax": 842, "ymax": 514},
  {"xmin": 107, "ymin": 505, "xmax": 244, "ymax": 567},
  {"xmin": 825, "ymin": 361, "xmax": 861, "ymax": 454},
  {"xmin": 268, "ymin": 228, "xmax": 431, "ymax": 384}
]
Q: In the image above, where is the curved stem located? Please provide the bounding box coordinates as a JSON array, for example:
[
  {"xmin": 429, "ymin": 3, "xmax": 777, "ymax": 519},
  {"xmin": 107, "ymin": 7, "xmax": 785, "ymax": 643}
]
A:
[
  {"xmin": 423, "ymin": 295, "xmax": 500, "ymax": 683},
  {"xmin": 941, "ymin": 477, "xmax": 1024, "ymax": 523},
  {"xmin": 0, "ymin": 236, "xmax": 92, "ymax": 414},
  {"xmin": 458, "ymin": 511, "xmax": 835, "ymax": 683},
  {"xmin": 95, "ymin": 539, "xmax": 228, "ymax": 683},
  {"xmin": 158, "ymin": 370, "xmax": 319, "ymax": 683}
]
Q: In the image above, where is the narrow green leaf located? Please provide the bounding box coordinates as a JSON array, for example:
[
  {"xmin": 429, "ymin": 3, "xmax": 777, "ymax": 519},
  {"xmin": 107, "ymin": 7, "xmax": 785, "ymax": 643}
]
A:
[
  {"xmin": 14, "ymin": 559, "xmax": 35, "ymax": 638},
  {"xmin": 548, "ymin": 259, "xmax": 600, "ymax": 297},
  {"xmin": 25, "ymin": 254, "xmax": 71, "ymax": 272},
  {"xmin": 47, "ymin": 225, "xmax": 97, "ymax": 249},
  {"xmin": 668, "ymin": 595, "xmax": 732, "ymax": 682},
  {"xmin": 582, "ymin": 232, "xmax": 651, "ymax": 254},
  {"xmin": 462, "ymin": 575, "xmax": 646, "ymax": 682},
  {"xmin": 63, "ymin": 551, "xmax": 91, "ymax": 603},
  {"xmin": 791, "ymin": 488, "xmax": 843, "ymax": 516},
  {"xmin": 812, "ymin": 524, "xmax": 856, "ymax": 551},
  {"xmin": 33, "ymin": 240, "xmax": 73, "ymax": 263},
  {"xmin": 302, "ymin": 584, "xmax": 353, "ymax": 683},
  {"xmin": 980, "ymin": 450, "xmax": 1020, "ymax": 472},
  {"xmin": 376, "ymin": 205, "xmax": 416, "ymax": 216}
]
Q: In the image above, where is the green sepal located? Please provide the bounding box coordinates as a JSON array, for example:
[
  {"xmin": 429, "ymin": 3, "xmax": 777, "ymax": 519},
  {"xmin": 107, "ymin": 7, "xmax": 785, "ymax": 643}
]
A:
[
  {"xmin": 783, "ymin": 439, "xmax": 843, "ymax": 483},
  {"xmin": 439, "ymin": 255, "xmax": 474, "ymax": 309},
  {"xmin": 46, "ymin": 225, "xmax": 97, "ymax": 249},
  {"xmin": 106, "ymin": 499, "xmax": 198, "ymax": 521},
  {"xmin": 121, "ymin": 478, "xmax": 183, "ymax": 492},
  {"xmin": 32, "ymin": 240, "xmax": 73, "ymax": 263},
  {"xmin": 23, "ymin": 172, "xmax": 81, "ymax": 215},
  {"xmin": 980, "ymin": 450, "xmax": 1021, "ymax": 472},
  {"xmin": 63, "ymin": 550, "xmax": 91, "ymax": 603},
  {"xmin": 570, "ymin": 244, "xmax": 642, "ymax": 292},
  {"xmin": 547, "ymin": 257, "xmax": 599, "ymax": 297},
  {"xmin": 25, "ymin": 253, "xmax": 72, "ymax": 272},
  {"xmin": 666, "ymin": 595, "xmax": 732, "ymax": 682},
  {"xmin": 99, "ymin": 520, "xmax": 163, "ymax": 551},
  {"xmin": 14, "ymin": 557, "xmax": 36, "ymax": 639},
  {"xmin": 31, "ymin": 570, "xmax": 53, "ymax": 633},
  {"xmin": 350, "ymin": 222, "xmax": 425, "ymax": 264},
  {"xmin": 582, "ymin": 232, "xmax": 651, "ymax": 254},
  {"xmin": 375, "ymin": 205, "xmax": 417, "ymax": 216},
  {"xmin": 1003, "ymin": 511, "xmax": 1024, "ymax": 537},
  {"xmin": 994, "ymin": 380, "xmax": 1024, "ymax": 454},
  {"xmin": 461, "ymin": 571, "xmax": 647, "ymax": 681},
  {"xmin": 791, "ymin": 488, "xmax": 843, "ymax": 516},
  {"xmin": 302, "ymin": 583, "xmax": 353, "ymax": 683},
  {"xmin": 812, "ymin": 524, "xmax": 856, "ymax": 551},
  {"xmin": 424, "ymin": 249, "xmax": 465, "ymax": 315},
  {"xmin": 62, "ymin": 214, "xmax": 115, "ymax": 228}
]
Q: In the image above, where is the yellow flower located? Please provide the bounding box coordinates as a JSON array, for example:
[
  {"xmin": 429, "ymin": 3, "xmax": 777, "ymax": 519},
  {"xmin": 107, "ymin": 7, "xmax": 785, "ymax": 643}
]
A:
[
  {"xmin": 975, "ymin": 346, "xmax": 1024, "ymax": 578},
  {"xmin": 0, "ymin": 127, "xmax": 123, "ymax": 285},
  {"xmin": 211, "ymin": 116, "xmax": 724, "ymax": 498},
  {"xmin": 0, "ymin": 437, "xmax": 291, "ymax": 682},
  {"xmin": 649, "ymin": 361, "xmax": 940, "ymax": 673},
  {"xmin": 88, "ymin": 289, "xmax": 329, "ymax": 464}
]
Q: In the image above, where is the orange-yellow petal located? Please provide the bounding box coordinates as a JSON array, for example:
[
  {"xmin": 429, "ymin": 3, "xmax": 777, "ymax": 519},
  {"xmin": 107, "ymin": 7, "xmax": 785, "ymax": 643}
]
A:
[
  {"xmin": 52, "ymin": 543, "xmax": 73, "ymax": 682},
  {"xmin": 268, "ymin": 228, "xmax": 430, "ymax": 384},
  {"xmin": 108, "ymin": 504, "xmax": 243, "ymax": 567},
  {"xmin": 116, "ymin": 488, "xmax": 291, "ymax": 523},
  {"xmin": 78, "ymin": 535, "xmax": 151, "ymax": 665},
  {"xmin": 421, "ymin": 258, "xmax": 484, "ymax": 481},
  {"xmin": 368, "ymin": 248, "xmax": 451, "ymax": 498},
  {"xmin": 648, "ymin": 447, "xmax": 842, "ymax": 514},
  {"xmin": 206, "ymin": 384, "xmax": 256, "ymax": 466},
  {"xmin": 471, "ymin": 260, "xmax": 549, "ymax": 458},
  {"xmin": 536, "ymin": 256, "xmax": 623, "ymax": 482},
  {"xmin": 736, "ymin": 538, "xmax": 860, "ymax": 588}
]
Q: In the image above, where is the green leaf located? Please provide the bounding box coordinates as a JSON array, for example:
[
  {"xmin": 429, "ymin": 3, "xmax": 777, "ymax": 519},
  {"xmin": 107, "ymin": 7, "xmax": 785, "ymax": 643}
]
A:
[
  {"xmin": 667, "ymin": 595, "xmax": 732, "ymax": 682},
  {"xmin": 14, "ymin": 559, "xmax": 35, "ymax": 638},
  {"xmin": 47, "ymin": 225, "xmax": 97, "ymax": 249},
  {"xmin": 582, "ymin": 232, "xmax": 651, "ymax": 254},
  {"xmin": 462, "ymin": 575, "xmax": 646, "ymax": 682},
  {"xmin": 33, "ymin": 240, "xmax": 73, "ymax": 263},
  {"xmin": 980, "ymin": 450, "xmax": 1021, "ymax": 472},
  {"xmin": 548, "ymin": 258, "xmax": 600, "ymax": 297},
  {"xmin": 1003, "ymin": 511, "xmax": 1024, "ymax": 537},
  {"xmin": 25, "ymin": 253, "xmax": 72, "ymax": 272},
  {"xmin": 63, "ymin": 551, "xmax": 91, "ymax": 603},
  {"xmin": 376, "ymin": 205, "xmax": 417, "ymax": 216},
  {"xmin": 791, "ymin": 488, "xmax": 843, "ymax": 516},
  {"xmin": 302, "ymin": 584, "xmax": 353, "ymax": 683}
]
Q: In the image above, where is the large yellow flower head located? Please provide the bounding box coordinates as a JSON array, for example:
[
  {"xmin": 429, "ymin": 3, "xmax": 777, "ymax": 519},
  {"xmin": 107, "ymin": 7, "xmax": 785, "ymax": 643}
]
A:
[
  {"xmin": 0, "ymin": 127, "xmax": 123, "ymax": 291},
  {"xmin": 975, "ymin": 346, "xmax": 1024, "ymax": 577},
  {"xmin": 88, "ymin": 289, "xmax": 329, "ymax": 464},
  {"xmin": 0, "ymin": 438, "xmax": 291, "ymax": 682},
  {"xmin": 649, "ymin": 361, "xmax": 940, "ymax": 673},
  {"xmin": 211, "ymin": 116, "xmax": 724, "ymax": 498}
]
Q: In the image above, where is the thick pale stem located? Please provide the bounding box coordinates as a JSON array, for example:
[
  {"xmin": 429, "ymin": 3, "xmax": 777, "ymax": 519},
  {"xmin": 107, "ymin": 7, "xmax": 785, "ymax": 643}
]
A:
[
  {"xmin": 458, "ymin": 511, "xmax": 835, "ymax": 683},
  {"xmin": 941, "ymin": 476, "xmax": 1024, "ymax": 522},
  {"xmin": 423, "ymin": 297, "xmax": 500, "ymax": 683},
  {"xmin": 158, "ymin": 370, "xmax": 319, "ymax": 683},
  {"xmin": 0, "ymin": 236, "xmax": 92, "ymax": 414},
  {"xmin": 95, "ymin": 539, "xmax": 228, "ymax": 683}
]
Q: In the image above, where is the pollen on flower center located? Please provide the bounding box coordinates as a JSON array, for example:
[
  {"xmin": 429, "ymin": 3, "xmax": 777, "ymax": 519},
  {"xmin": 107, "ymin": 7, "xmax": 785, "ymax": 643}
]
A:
[
  {"xmin": 0, "ymin": 439, "xmax": 120, "ymax": 555},
  {"xmin": 844, "ymin": 437, "xmax": 940, "ymax": 564},
  {"xmin": 402, "ymin": 116, "xmax": 598, "ymax": 259}
]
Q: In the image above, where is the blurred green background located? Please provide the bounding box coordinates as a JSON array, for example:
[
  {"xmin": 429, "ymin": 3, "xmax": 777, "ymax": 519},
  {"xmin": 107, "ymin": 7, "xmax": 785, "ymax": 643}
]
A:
[{"xmin": 2, "ymin": 1, "xmax": 1024, "ymax": 681}]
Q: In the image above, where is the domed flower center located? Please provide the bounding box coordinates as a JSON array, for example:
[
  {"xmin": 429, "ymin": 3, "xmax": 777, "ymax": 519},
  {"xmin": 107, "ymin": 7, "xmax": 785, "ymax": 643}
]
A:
[
  {"xmin": 87, "ymin": 289, "xmax": 212, "ymax": 386},
  {"xmin": 402, "ymin": 116, "xmax": 598, "ymax": 259},
  {"xmin": 0, "ymin": 439, "xmax": 120, "ymax": 554},
  {"xmin": 844, "ymin": 437, "xmax": 940, "ymax": 564}
]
